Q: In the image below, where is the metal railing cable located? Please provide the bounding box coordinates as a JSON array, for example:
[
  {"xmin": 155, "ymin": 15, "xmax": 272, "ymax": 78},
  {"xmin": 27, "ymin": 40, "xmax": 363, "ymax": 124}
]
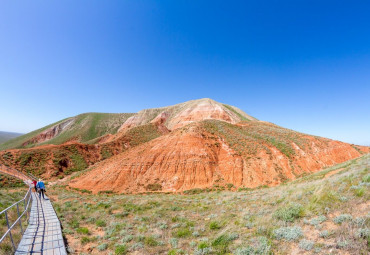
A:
[{"xmin": 0, "ymin": 164, "xmax": 34, "ymax": 253}]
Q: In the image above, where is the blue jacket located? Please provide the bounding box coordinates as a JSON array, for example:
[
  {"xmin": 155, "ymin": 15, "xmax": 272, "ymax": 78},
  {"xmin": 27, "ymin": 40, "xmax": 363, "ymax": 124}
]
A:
[{"xmin": 37, "ymin": 181, "xmax": 45, "ymax": 189}]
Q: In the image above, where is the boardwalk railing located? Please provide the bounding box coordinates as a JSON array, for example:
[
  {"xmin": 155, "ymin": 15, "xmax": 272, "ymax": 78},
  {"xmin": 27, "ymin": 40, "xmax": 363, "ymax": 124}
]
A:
[
  {"xmin": 0, "ymin": 185, "xmax": 32, "ymax": 253},
  {"xmin": 0, "ymin": 164, "xmax": 31, "ymax": 181},
  {"xmin": 0, "ymin": 164, "xmax": 34, "ymax": 253}
]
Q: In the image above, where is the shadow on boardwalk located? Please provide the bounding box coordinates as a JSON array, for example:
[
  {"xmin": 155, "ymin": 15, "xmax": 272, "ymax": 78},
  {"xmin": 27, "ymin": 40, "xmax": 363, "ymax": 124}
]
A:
[{"xmin": 15, "ymin": 193, "xmax": 66, "ymax": 255}]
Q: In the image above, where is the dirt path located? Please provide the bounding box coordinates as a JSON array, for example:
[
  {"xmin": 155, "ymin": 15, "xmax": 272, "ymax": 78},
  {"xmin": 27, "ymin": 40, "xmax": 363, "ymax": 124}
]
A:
[{"xmin": 324, "ymin": 168, "xmax": 344, "ymax": 179}]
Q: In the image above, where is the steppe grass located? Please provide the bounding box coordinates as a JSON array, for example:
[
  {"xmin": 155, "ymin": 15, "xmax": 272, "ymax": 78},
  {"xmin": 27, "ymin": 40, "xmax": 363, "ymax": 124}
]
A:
[
  {"xmin": 0, "ymin": 186, "xmax": 30, "ymax": 254},
  {"xmin": 43, "ymin": 155, "xmax": 370, "ymax": 253}
]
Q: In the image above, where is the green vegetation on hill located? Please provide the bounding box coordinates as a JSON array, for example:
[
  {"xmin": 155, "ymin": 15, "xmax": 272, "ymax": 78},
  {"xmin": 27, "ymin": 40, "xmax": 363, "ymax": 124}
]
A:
[
  {"xmin": 201, "ymin": 119, "xmax": 310, "ymax": 158},
  {"xmin": 0, "ymin": 173, "xmax": 24, "ymax": 188},
  {"xmin": 0, "ymin": 113, "xmax": 134, "ymax": 150},
  {"xmin": 0, "ymin": 118, "xmax": 70, "ymax": 150},
  {"xmin": 222, "ymin": 104, "xmax": 252, "ymax": 122}
]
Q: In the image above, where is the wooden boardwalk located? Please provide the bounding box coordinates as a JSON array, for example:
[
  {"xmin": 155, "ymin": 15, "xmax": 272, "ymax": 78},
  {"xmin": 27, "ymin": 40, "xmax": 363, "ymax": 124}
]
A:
[{"xmin": 15, "ymin": 193, "xmax": 67, "ymax": 255}]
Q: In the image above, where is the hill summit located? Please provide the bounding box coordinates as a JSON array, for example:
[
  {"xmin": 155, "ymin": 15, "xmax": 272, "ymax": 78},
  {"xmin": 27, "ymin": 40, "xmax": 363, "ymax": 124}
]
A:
[{"xmin": 0, "ymin": 98, "xmax": 368, "ymax": 193}]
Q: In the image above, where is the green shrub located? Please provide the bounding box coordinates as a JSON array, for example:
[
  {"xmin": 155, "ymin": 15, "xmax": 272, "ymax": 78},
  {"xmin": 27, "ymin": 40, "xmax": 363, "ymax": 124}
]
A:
[
  {"xmin": 173, "ymin": 228, "xmax": 191, "ymax": 238},
  {"xmin": 81, "ymin": 236, "xmax": 90, "ymax": 244},
  {"xmin": 69, "ymin": 217, "xmax": 80, "ymax": 229},
  {"xmin": 76, "ymin": 227, "xmax": 89, "ymax": 235},
  {"xmin": 354, "ymin": 187, "xmax": 365, "ymax": 197},
  {"xmin": 209, "ymin": 221, "xmax": 222, "ymax": 230},
  {"xmin": 96, "ymin": 219, "xmax": 107, "ymax": 227},
  {"xmin": 144, "ymin": 236, "xmax": 159, "ymax": 246},
  {"xmin": 115, "ymin": 244, "xmax": 127, "ymax": 255},
  {"xmin": 211, "ymin": 233, "xmax": 240, "ymax": 253},
  {"xmin": 274, "ymin": 203, "xmax": 304, "ymax": 222},
  {"xmin": 362, "ymin": 174, "xmax": 370, "ymax": 183}
]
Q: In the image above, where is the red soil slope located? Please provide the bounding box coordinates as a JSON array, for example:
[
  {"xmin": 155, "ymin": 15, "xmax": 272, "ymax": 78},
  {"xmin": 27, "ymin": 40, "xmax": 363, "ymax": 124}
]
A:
[{"xmin": 70, "ymin": 120, "xmax": 368, "ymax": 193}]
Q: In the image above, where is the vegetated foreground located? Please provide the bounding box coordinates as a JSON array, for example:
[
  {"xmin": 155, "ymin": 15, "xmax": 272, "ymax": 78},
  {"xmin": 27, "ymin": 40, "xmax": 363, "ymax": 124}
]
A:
[
  {"xmin": 0, "ymin": 98, "xmax": 368, "ymax": 193},
  {"xmin": 46, "ymin": 155, "xmax": 369, "ymax": 254},
  {"xmin": 0, "ymin": 174, "xmax": 29, "ymax": 254}
]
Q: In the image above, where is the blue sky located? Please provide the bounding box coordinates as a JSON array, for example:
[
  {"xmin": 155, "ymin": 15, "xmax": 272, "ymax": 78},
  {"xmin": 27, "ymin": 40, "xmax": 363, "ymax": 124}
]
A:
[{"xmin": 0, "ymin": 1, "xmax": 369, "ymax": 145}]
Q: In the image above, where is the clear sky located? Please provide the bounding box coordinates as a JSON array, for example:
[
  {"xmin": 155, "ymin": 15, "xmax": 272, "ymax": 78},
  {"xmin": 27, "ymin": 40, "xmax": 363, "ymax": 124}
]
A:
[{"xmin": 0, "ymin": 1, "xmax": 369, "ymax": 145}]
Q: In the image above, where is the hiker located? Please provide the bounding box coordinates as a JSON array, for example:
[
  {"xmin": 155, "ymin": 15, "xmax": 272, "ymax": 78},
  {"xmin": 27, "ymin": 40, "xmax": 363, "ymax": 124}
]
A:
[
  {"xmin": 32, "ymin": 179, "xmax": 38, "ymax": 192},
  {"xmin": 36, "ymin": 179, "xmax": 46, "ymax": 199}
]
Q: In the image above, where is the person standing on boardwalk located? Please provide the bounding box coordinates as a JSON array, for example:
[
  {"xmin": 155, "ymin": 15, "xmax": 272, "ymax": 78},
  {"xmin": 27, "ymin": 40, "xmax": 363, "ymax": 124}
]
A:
[
  {"xmin": 32, "ymin": 179, "xmax": 38, "ymax": 192},
  {"xmin": 36, "ymin": 179, "xmax": 46, "ymax": 199}
]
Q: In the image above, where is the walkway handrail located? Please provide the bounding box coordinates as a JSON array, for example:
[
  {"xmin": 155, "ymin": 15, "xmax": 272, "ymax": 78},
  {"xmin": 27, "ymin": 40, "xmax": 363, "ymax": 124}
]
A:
[
  {"xmin": 0, "ymin": 185, "xmax": 32, "ymax": 215},
  {"xmin": 0, "ymin": 164, "xmax": 31, "ymax": 181},
  {"xmin": 0, "ymin": 166, "xmax": 33, "ymax": 252}
]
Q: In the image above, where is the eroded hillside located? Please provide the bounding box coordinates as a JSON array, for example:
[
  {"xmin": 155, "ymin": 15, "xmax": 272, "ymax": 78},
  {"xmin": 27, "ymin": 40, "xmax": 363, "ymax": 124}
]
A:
[{"xmin": 69, "ymin": 120, "xmax": 368, "ymax": 193}]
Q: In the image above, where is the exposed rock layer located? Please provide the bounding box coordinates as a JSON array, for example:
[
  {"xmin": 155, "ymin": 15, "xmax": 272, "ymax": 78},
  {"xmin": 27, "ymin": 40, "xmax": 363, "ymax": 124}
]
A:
[{"xmin": 69, "ymin": 120, "xmax": 369, "ymax": 193}]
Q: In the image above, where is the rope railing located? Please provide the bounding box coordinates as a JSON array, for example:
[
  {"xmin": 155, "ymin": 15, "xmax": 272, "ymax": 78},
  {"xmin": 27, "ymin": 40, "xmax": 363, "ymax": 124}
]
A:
[{"xmin": 0, "ymin": 164, "xmax": 34, "ymax": 253}]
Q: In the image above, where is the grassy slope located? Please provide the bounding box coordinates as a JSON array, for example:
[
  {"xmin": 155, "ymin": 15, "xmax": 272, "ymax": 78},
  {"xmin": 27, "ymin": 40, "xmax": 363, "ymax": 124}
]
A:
[
  {"xmin": 0, "ymin": 113, "xmax": 134, "ymax": 150},
  {"xmin": 0, "ymin": 183, "xmax": 28, "ymax": 253},
  {"xmin": 201, "ymin": 119, "xmax": 313, "ymax": 158},
  {"xmin": 48, "ymin": 154, "xmax": 369, "ymax": 254},
  {"xmin": 0, "ymin": 118, "xmax": 69, "ymax": 150}
]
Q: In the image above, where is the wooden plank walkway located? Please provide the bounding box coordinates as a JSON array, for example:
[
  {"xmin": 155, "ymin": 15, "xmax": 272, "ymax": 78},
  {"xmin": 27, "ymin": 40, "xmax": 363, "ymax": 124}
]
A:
[{"xmin": 15, "ymin": 193, "xmax": 67, "ymax": 255}]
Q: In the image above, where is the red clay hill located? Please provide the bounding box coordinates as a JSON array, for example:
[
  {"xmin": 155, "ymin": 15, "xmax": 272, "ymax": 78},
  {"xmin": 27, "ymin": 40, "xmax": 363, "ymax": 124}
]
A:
[{"xmin": 0, "ymin": 98, "xmax": 368, "ymax": 193}]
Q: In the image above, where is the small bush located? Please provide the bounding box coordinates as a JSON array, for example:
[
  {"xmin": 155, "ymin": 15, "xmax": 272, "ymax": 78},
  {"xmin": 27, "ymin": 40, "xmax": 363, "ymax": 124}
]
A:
[
  {"xmin": 69, "ymin": 217, "xmax": 80, "ymax": 229},
  {"xmin": 354, "ymin": 187, "xmax": 365, "ymax": 197},
  {"xmin": 304, "ymin": 215, "xmax": 327, "ymax": 226},
  {"xmin": 96, "ymin": 219, "xmax": 107, "ymax": 227},
  {"xmin": 234, "ymin": 237, "xmax": 271, "ymax": 255},
  {"xmin": 97, "ymin": 243, "xmax": 108, "ymax": 251},
  {"xmin": 192, "ymin": 231, "xmax": 200, "ymax": 237},
  {"xmin": 144, "ymin": 236, "xmax": 159, "ymax": 246},
  {"xmin": 212, "ymin": 234, "xmax": 231, "ymax": 246},
  {"xmin": 356, "ymin": 228, "xmax": 370, "ymax": 238},
  {"xmin": 172, "ymin": 228, "xmax": 191, "ymax": 238},
  {"xmin": 76, "ymin": 227, "xmax": 89, "ymax": 235},
  {"xmin": 299, "ymin": 239, "xmax": 314, "ymax": 251},
  {"xmin": 131, "ymin": 242, "xmax": 144, "ymax": 250},
  {"xmin": 333, "ymin": 214, "xmax": 353, "ymax": 224},
  {"xmin": 209, "ymin": 221, "xmax": 222, "ymax": 230},
  {"xmin": 115, "ymin": 244, "xmax": 127, "ymax": 255},
  {"xmin": 274, "ymin": 203, "xmax": 304, "ymax": 222},
  {"xmin": 319, "ymin": 230, "xmax": 330, "ymax": 238},
  {"xmin": 273, "ymin": 226, "xmax": 303, "ymax": 241},
  {"xmin": 337, "ymin": 240, "xmax": 348, "ymax": 248},
  {"xmin": 122, "ymin": 235, "xmax": 133, "ymax": 242},
  {"xmin": 194, "ymin": 243, "xmax": 212, "ymax": 255},
  {"xmin": 81, "ymin": 236, "xmax": 90, "ymax": 244},
  {"xmin": 362, "ymin": 174, "xmax": 370, "ymax": 183}
]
